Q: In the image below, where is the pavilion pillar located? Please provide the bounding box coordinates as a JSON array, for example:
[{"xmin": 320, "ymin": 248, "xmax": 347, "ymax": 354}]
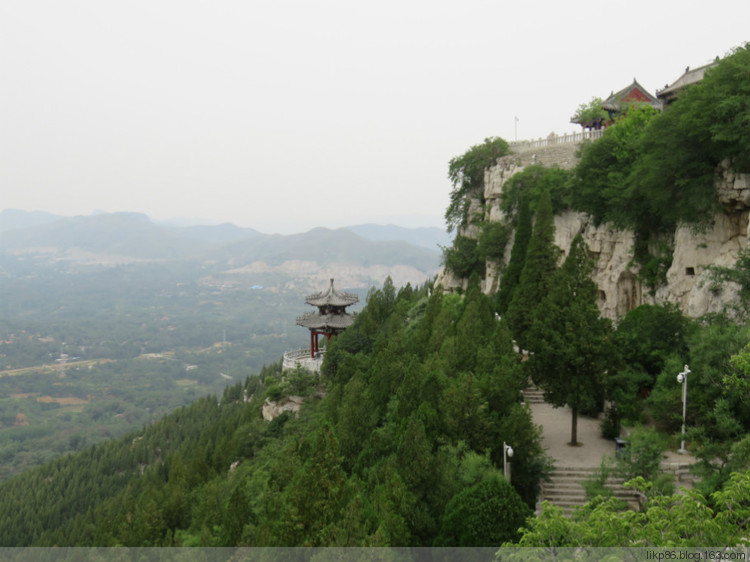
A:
[{"xmin": 310, "ymin": 331, "xmax": 315, "ymax": 358}]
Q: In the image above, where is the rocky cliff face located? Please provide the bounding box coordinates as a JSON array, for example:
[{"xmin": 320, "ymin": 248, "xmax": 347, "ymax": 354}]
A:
[{"xmin": 435, "ymin": 143, "xmax": 750, "ymax": 320}]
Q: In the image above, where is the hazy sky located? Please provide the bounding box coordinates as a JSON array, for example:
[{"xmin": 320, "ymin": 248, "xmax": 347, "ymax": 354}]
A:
[{"xmin": 1, "ymin": 1, "xmax": 747, "ymax": 234}]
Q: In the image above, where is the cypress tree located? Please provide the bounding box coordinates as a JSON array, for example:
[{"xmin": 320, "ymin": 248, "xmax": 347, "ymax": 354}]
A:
[
  {"xmin": 495, "ymin": 194, "xmax": 533, "ymax": 314},
  {"xmin": 525, "ymin": 234, "xmax": 614, "ymax": 446},
  {"xmin": 505, "ymin": 190, "xmax": 559, "ymax": 351}
]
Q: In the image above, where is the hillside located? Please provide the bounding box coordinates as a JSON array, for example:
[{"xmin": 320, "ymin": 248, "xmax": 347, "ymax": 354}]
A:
[
  {"xmin": 1, "ymin": 45, "xmax": 750, "ymax": 550},
  {"xmin": 0, "ymin": 280, "xmax": 546, "ymax": 547}
]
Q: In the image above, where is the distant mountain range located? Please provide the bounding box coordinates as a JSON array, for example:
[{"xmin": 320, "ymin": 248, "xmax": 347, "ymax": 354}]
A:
[{"xmin": 0, "ymin": 210, "xmax": 447, "ymax": 288}]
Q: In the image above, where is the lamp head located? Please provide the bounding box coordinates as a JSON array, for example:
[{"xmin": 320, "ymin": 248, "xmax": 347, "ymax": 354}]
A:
[
  {"xmin": 506, "ymin": 445, "xmax": 514, "ymax": 458},
  {"xmin": 677, "ymin": 373, "xmax": 685, "ymax": 384}
]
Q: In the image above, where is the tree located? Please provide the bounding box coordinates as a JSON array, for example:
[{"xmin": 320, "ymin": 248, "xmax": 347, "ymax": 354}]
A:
[
  {"xmin": 629, "ymin": 44, "xmax": 750, "ymax": 230},
  {"xmin": 506, "ymin": 470, "xmax": 750, "ymax": 548},
  {"xmin": 495, "ymin": 195, "xmax": 532, "ymax": 315},
  {"xmin": 571, "ymin": 96, "xmax": 608, "ymax": 129},
  {"xmin": 445, "ymin": 137, "xmax": 510, "ymax": 232},
  {"xmin": 526, "ymin": 235, "xmax": 614, "ymax": 445},
  {"xmin": 441, "ymin": 234, "xmax": 483, "ymax": 278},
  {"xmin": 505, "ymin": 191, "xmax": 560, "ymax": 350},
  {"xmin": 570, "ymin": 104, "xmax": 658, "ymax": 228},
  {"xmin": 500, "ymin": 165, "xmax": 572, "ymax": 217}
]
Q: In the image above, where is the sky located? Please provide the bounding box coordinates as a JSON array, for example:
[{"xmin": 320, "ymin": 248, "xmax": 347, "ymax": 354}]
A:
[{"xmin": 1, "ymin": 1, "xmax": 748, "ymax": 234}]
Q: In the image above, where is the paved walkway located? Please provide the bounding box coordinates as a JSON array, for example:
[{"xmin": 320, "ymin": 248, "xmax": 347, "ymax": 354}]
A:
[
  {"xmin": 530, "ymin": 401, "xmax": 697, "ymax": 470},
  {"xmin": 530, "ymin": 402, "xmax": 615, "ymax": 467}
]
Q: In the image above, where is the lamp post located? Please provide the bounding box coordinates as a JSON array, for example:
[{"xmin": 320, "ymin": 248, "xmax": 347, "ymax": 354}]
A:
[
  {"xmin": 503, "ymin": 442, "xmax": 514, "ymax": 483},
  {"xmin": 677, "ymin": 365, "xmax": 691, "ymax": 454}
]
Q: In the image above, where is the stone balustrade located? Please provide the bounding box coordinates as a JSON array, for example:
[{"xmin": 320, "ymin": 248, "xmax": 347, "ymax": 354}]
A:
[
  {"xmin": 282, "ymin": 348, "xmax": 324, "ymax": 372},
  {"xmin": 510, "ymin": 129, "xmax": 605, "ymax": 152}
]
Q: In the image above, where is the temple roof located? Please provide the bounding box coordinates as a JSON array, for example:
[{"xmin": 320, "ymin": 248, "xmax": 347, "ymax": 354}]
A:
[
  {"xmin": 296, "ymin": 311, "xmax": 357, "ymax": 330},
  {"xmin": 305, "ymin": 279, "xmax": 359, "ymax": 308},
  {"xmin": 602, "ymin": 79, "xmax": 660, "ymax": 113},
  {"xmin": 657, "ymin": 60, "xmax": 718, "ymax": 102}
]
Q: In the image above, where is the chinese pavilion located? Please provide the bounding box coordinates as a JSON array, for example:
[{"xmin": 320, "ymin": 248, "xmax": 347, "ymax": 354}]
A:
[{"xmin": 296, "ymin": 279, "xmax": 358, "ymax": 359}]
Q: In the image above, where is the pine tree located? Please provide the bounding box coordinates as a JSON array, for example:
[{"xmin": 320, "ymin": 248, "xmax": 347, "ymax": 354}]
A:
[
  {"xmin": 525, "ymin": 234, "xmax": 614, "ymax": 445},
  {"xmin": 505, "ymin": 191, "xmax": 560, "ymax": 351}
]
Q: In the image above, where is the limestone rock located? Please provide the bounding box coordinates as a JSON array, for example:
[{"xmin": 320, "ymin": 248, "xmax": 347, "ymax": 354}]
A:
[
  {"xmin": 262, "ymin": 396, "xmax": 305, "ymax": 421},
  {"xmin": 438, "ymin": 146, "xmax": 750, "ymax": 320}
]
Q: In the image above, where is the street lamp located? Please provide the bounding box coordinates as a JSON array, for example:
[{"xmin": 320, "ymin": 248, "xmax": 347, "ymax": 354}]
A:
[
  {"xmin": 677, "ymin": 365, "xmax": 691, "ymax": 454},
  {"xmin": 503, "ymin": 442, "xmax": 514, "ymax": 483}
]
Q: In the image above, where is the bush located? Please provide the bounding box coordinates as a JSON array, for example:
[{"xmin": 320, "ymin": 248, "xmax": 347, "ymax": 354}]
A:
[
  {"xmin": 434, "ymin": 476, "xmax": 531, "ymax": 546},
  {"xmin": 477, "ymin": 221, "xmax": 512, "ymax": 263},
  {"xmin": 446, "ymin": 137, "xmax": 510, "ymax": 232},
  {"xmin": 442, "ymin": 235, "xmax": 484, "ymax": 278},
  {"xmin": 500, "ymin": 165, "xmax": 572, "ymax": 217},
  {"xmin": 265, "ymin": 384, "xmax": 283, "ymax": 402},
  {"xmin": 615, "ymin": 426, "xmax": 666, "ymax": 482}
]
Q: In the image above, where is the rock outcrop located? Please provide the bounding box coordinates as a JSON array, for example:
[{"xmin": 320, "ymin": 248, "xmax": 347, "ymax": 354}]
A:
[
  {"xmin": 262, "ymin": 396, "xmax": 305, "ymax": 421},
  {"xmin": 435, "ymin": 143, "xmax": 750, "ymax": 320}
]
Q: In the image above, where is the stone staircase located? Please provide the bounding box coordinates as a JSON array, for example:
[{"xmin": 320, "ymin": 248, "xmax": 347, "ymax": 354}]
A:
[
  {"xmin": 539, "ymin": 466, "xmax": 640, "ymax": 515},
  {"xmin": 522, "ymin": 386, "xmax": 545, "ymax": 405}
]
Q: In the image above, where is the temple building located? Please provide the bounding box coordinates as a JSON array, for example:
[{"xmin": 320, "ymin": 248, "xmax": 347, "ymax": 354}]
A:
[
  {"xmin": 295, "ymin": 278, "xmax": 358, "ymax": 360},
  {"xmin": 601, "ymin": 78, "xmax": 661, "ymax": 117},
  {"xmin": 656, "ymin": 60, "xmax": 719, "ymax": 105},
  {"xmin": 572, "ymin": 78, "xmax": 661, "ymax": 130}
]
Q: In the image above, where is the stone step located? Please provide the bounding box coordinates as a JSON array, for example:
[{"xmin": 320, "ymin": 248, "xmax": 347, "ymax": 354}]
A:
[
  {"xmin": 522, "ymin": 389, "xmax": 546, "ymax": 404},
  {"xmin": 539, "ymin": 465, "xmax": 640, "ymax": 515}
]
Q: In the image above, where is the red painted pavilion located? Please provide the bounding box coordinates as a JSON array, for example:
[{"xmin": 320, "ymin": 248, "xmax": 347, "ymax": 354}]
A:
[
  {"xmin": 601, "ymin": 78, "xmax": 661, "ymax": 117},
  {"xmin": 296, "ymin": 279, "xmax": 358, "ymax": 359},
  {"xmin": 572, "ymin": 78, "xmax": 661, "ymax": 130}
]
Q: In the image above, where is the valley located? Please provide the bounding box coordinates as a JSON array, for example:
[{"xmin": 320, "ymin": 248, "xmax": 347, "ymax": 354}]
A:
[{"xmin": 0, "ymin": 211, "xmax": 441, "ymax": 480}]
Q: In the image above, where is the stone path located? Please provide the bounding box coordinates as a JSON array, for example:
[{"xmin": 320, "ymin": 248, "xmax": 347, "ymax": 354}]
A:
[{"xmin": 526, "ymin": 394, "xmax": 697, "ymax": 513}]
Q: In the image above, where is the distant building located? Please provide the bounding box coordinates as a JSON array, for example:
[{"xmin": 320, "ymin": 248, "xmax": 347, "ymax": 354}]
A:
[
  {"xmin": 282, "ymin": 279, "xmax": 359, "ymax": 372},
  {"xmin": 296, "ymin": 278, "xmax": 358, "ymax": 359},
  {"xmin": 656, "ymin": 60, "xmax": 719, "ymax": 105},
  {"xmin": 602, "ymin": 78, "xmax": 661, "ymax": 118},
  {"xmin": 571, "ymin": 78, "xmax": 660, "ymax": 131}
]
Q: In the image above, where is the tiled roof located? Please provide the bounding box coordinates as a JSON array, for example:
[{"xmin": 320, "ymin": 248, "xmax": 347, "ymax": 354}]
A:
[
  {"xmin": 305, "ymin": 279, "xmax": 359, "ymax": 307},
  {"xmin": 296, "ymin": 311, "xmax": 356, "ymax": 330},
  {"xmin": 602, "ymin": 79, "xmax": 660, "ymax": 112},
  {"xmin": 657, "ymin": 61, "xmax": 718, "ymax": 101}
]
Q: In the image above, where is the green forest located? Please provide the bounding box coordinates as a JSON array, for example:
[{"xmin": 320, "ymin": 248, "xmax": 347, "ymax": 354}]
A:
[{"xmin": 0, "ymin": 44, "xmax": 749, "ymax": 549}]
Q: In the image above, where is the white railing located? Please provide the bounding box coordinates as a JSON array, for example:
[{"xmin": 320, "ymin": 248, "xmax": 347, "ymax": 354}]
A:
[
  {"xmin": 282, "ymin": 348, "xmax": 325, "ymax": 372},
  {"xmin": 510, "ymin": 129, "xmax": 605, "ymax": 152}
]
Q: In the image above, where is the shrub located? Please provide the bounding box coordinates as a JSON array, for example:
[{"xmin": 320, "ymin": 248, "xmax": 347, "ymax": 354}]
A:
[{"xmin": 434, "ymin": 476, "xmax": 531, "ymax": 546}]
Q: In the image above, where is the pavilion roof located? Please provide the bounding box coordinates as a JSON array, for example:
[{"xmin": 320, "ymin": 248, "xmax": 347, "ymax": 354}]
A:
[
  {"xmin": 602, "ymin": 79, "xmax": 660, "ymax": 112},
  {"xmin": 305, "ymin": 279, "xmax": 359, "ymax": 307},
  {"xmin": 296, "ymin": 311, "xmax": 357, "ymax": 330}
]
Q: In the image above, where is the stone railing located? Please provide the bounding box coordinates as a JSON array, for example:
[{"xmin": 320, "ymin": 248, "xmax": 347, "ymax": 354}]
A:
[
  {"xmin": 282, "ymin": 348, "xmax": 325, "ymax": 372},
  {"xmin": 510, "ymin": 129, "xmax": 605, "ymax": 152}
]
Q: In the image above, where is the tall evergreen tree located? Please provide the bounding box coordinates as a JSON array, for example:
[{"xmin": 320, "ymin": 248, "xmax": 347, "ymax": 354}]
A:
[
  {"xmin": 495, "ymin": 194, "xmax": 533, "ymax": 314},
  {"xmin": 505, "ymin": 190, "xmax": 559, "ymax": 350},
  {"xmin": 525, "ymin": 234, "xmax": 614, "ymax": 445}
]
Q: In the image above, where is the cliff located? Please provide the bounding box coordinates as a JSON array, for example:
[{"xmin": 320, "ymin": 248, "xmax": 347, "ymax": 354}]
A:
[{"xmin": 436, "ymin": 142, "xmax": 750, "ymax": 320}]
